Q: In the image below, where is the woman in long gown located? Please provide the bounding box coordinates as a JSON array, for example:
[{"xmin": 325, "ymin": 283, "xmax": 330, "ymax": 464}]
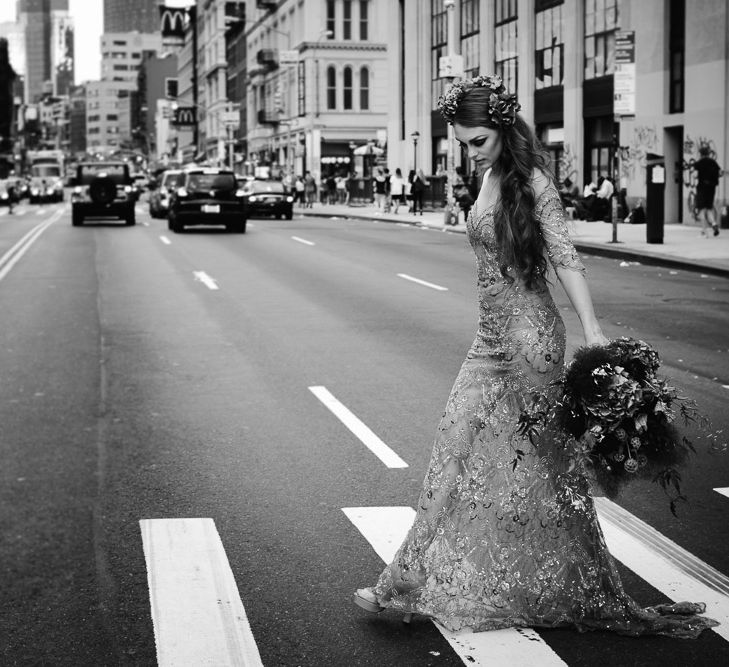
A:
[{"xmin": 353, "ymin": 76, "xmax": 718, "ymax": 638}]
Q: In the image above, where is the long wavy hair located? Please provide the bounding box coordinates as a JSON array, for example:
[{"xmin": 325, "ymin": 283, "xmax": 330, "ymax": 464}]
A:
[{"xmin": 453, "ymin": 87, "xmax": 551, "ymax": 288}]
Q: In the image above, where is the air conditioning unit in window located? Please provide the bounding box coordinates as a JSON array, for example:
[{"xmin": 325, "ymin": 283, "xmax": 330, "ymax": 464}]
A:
[
  {"xmin": 256, "ymin": 48, "xmax": 279, "ymax": 69},
  {"xmin": 256, "ymin": 1, "xmax": 278, "ymax": 12}
]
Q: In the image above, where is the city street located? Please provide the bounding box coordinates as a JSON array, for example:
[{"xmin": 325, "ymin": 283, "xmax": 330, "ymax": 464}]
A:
[{"xmin": 2, "ymin": 200, "xmax": 729, "ymax": 666}]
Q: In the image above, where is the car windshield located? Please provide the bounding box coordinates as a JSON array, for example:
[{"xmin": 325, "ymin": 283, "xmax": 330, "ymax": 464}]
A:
[
  {"xmin": 31, "ymin": 165, "xmax": 61, "ymax": 178},
  {"xmin": 78, "ymin": 164, "xmax": 127, "ymax": 185},
  {"xmin": 187, "ymin": 173, "xmax": 236, "ymax": 191},
  {"xmin": 161, "ymin": 172, "xmax": 181, "ymax": 188},
  {"xmin": 250, "ymin": 181, "xmax": 285, "ymax": 194}
]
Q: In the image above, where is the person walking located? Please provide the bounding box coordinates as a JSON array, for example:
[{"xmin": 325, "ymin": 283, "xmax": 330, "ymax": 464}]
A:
[
  {"xmin": 373, "ymin": 168, "xmax": 387, "ymax": 210},
  {"xmin": 294, "ymin": 175, "xmax": 305, "ymax": 206},
  {"xmin": 693, "ymin": 146, "xmax": 722, "ymax": 237},
  {"xmin": 303, "ymin": 171, "xmax": 316, "ymax": 208},
  {"xmin": 452, "ymin": 165, "xmax": 474, "ymax": 224},
  {"xmin": 389, "ymin": 168, "xmax": 406, "ymax": 214},
  {"xmin": 409, "ymin": 168, "xmax": 428, "ymax": 215},
  {"xmin": 353, "ymin": 74, "xmax": 717, "ymax": 639}
]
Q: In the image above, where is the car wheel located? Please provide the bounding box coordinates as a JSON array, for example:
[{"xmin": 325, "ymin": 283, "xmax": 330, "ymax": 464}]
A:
[
  {"xmin": 72, "ymin": 212, "xmax": 83, "ymax": 226},
  {"xmin": 169, "ymin": 218, "xmax": 183, "ymax": 233},
  {"xmin": 285, "ymin": 210, "xmax": 293, "ymax": 220},
  {"xmin": 227, "ymin": 220, "xmax": 246, "ymax": 233},
  {"xmin": 125, "ymin": 215, "xmax": 136, "ymax": 226}
]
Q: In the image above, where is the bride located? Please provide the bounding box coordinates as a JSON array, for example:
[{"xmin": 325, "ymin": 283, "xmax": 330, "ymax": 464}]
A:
[{"xmin": 353, "ymin": 75, "xmax": 718, "ymax": 638}]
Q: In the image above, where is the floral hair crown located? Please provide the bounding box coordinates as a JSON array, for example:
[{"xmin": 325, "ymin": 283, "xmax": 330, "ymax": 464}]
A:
[{"xmin": 437, "ymin": 75, "xmax": 521, "ymax": 127}]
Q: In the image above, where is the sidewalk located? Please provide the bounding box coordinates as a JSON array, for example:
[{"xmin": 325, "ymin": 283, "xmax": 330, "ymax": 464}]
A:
[{"xmin": 300, "ymin": 202, "xmax": 729, "ymax": 278}]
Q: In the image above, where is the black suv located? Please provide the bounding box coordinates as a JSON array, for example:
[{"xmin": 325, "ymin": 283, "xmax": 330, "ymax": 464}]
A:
[
  {"xmin": 167, "ymin": 168, "xmax": 246, "ymax": 233},
  {"xmin": 71, "ymin": 162, "xmax": 135, "ymax": 226},
  {"xmin": 241, "ymin": 179, "xmax": 294, "ymax": 219}
]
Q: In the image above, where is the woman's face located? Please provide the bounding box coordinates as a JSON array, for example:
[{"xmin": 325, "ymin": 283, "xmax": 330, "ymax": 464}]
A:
[{"xmin": 454, "ymin": 123, "xmax": 503, "ymax": 172}]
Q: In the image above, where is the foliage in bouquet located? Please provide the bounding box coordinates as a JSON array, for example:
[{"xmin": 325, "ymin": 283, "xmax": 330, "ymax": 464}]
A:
[{"xmin": 519, "ymin": 338, "xmax": 719, "ymax": 515}]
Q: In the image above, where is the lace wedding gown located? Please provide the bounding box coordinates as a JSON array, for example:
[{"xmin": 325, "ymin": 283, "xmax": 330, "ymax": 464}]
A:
[{"xmin": 369, "ymin": 186, "xmax": 718, "ymax": 638}]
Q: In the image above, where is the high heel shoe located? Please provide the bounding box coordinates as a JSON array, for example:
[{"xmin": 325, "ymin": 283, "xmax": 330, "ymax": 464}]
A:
[{"xmin": 353, "ymin": 588, "xmax": 413, "ymax": 623}]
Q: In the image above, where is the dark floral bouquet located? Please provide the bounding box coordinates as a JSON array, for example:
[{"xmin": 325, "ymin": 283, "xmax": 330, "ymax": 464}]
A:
[{"xmin": 519, "ymin": 337, "xmax": 721, "ymax": 514}]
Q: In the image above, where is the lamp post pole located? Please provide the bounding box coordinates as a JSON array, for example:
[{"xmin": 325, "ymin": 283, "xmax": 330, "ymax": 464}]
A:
[
  {"xmin": 411, "ymin": 130, "xmax": 419, "ymax": 172},
  {"xmin": 443, "ymin": 0, "xmax": 459, "ymax": 227}
]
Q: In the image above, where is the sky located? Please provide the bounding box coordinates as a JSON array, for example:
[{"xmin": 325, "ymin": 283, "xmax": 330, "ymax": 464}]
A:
[{"xmin": 0, "ymin": 0, "xmax": 191, "ymax": 85}]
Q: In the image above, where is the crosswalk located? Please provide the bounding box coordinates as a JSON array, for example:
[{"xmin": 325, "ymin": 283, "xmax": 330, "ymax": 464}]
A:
[{"xmin": 139, "ymin": 500, "xmax": 729, "ymax": 666}]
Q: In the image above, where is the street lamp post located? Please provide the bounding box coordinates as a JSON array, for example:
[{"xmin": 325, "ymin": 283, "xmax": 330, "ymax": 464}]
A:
[
  {"xmin": 443, "ymin": 0, "xmax": 459, "ymax": 227},
  {"xmin": 411, "ymin": 130, "xmax": 420, "ymax": 172}
]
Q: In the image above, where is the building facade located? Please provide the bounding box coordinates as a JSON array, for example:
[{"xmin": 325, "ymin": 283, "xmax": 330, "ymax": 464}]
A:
[
  {"xmin": 390, "ymin": 0, "xmax": 728, "ymax": 223},
  {"xmin": 245, "ymin": 0, "xmax": 389, "ymax": 178},
  {"xmin": 17, "ymin": 0, "xmax": 74, "ymax": 102},
  {"xmin": 103, "ymin": 0, "xmax": 160, "ymax": 34}
]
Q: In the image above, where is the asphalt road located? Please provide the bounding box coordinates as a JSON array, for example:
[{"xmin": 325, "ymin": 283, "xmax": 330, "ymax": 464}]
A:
[{"xmin": 1, "ymin": 200, "xmax": 728, "ymax": 666}]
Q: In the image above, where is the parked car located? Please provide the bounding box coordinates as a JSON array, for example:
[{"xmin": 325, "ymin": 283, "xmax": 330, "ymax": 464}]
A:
[
  {"xmin": 148, "ymin": 169, "xmax": 183, "ymax": 218},
  {"xmin": 167, "ymin": 168, "xmax": 246, "ymax": 233},
  {"xmin": 70, "ymin": 161, "xmax": 135, "ymax": 226},
  {"xmin": 0, "ymin": 179, "xmax": 19, "ymax": 206},
  {"xmin": 240, "ymin": 179, "xmax": 294, "ymax": 219}
]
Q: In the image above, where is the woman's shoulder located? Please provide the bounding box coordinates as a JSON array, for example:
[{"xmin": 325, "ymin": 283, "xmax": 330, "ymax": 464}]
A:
[{"xmin": 530, "ymin": 168, "xmax": 558, "ymax": 201}]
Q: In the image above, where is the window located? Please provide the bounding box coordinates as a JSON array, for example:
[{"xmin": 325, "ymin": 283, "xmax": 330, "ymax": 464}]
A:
[
  {"xmin": 460, "ymin": 0, "xmax": 480, "ymax": 79},
  {"xmin": 430, "ymin": 0, "xmax": 448, "ymax": 109},
  {"xmin": 343, "ymin": 0, "xmax": 352, "ymax": 40},
  {"xmin": 584, "ymin": 0, "xmax": 619, "ymax": 80},
  {"xmin": 360, "ymin": 66, "xmax": 370, "ymax": 109},
  {"xmin": 343, "ymin": 66, "xmax": 353, "ymax": 109},
  {"xmin": 113, "ymin": 64, "xmax": 128, "ymax": 71},
  {"xmin": 112, "ymin": 40, "xmax": 126, "ymax": 46},
  {"xmin": 495, "ymin": 0, "xmax": 518, "ymax": 94},
  {"xmin": 326, "ymin": 0, "xmax": 336, "ymax": 39},
  {"xmin": 326, "ymin": 66, "xmax": 336, "ymax": 109},
  {"xmin": 669, "ymin": 0, "xmax": 684, "ymax": 113},
  {"xmin": 535, "ymin": 1, "xmax": 563, "ymax": 89},
  {"xmin": 359, "ymin": 0, "xmax": 369, "ymax": 40},
  {"xmin": 106, "ymin": 114, "xmax": 118, "ymax": 121}
]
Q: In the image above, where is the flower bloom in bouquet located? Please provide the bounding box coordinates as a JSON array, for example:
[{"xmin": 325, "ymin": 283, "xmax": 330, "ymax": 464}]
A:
[{"xmin": 519, "ymin": 337, "xmax": 724, "ymax": 514}]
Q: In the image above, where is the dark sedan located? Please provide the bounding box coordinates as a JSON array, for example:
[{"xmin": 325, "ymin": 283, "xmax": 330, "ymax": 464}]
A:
[
  {"xmin": 167, "ymin": 169, "xmax": 247, "ymax": 233},
  {"xmin": 242, "ymin": 179, "xmax": 294, "ymax": 219}
]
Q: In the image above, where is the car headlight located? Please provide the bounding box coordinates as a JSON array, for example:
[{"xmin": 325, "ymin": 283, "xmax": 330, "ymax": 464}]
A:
[
  {"xmin": 176, "ymin": 187, "xmax": 188, "ymax": 198},
  {"xmin": 248, "ymin": 195, "xmax": 258, "ymax": 202},
  {"xmin": 286, "ymin": 196, "xmax": 294, "ymax": 203},
  {"xmin": 31, "ymin": 188, "xmax": 39, "ymax": 195},
  {"xmin": 73, "ymin": 186, "xmax": 82, "ymax": 194},
  {"xmin": 0, "ymin": 193, "xmax": 7, "ymax": 199},
  {"xmin": 124, "ymin": 185, "xmax": 132, "ymax": 193},
  {"xmin": 235, "ymin": 189, "xmax": 246, "ymax": 197}
]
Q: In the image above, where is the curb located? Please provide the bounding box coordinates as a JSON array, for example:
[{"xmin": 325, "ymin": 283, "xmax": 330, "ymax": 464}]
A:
[{"xmin": 300, "ymin": 209, "xmax": 729, "ymax": 280}]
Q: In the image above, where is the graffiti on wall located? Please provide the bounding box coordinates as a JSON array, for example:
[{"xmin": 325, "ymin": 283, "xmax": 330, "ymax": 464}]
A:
[
  {"xmin": 558, "ymin": 143, "xmax": 578, "ymax": 184},
  {"xmin": 619, "ymin": 125, "xmax": 658, "ymax": 182},
  {"xmin": 681, "ymin": 135, "xmax": 719, "ymax": 211}
]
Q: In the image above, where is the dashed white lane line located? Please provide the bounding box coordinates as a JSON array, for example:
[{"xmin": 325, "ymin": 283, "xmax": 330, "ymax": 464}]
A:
[
  {"xmin": 159, "ymin": 235, "xmax": 171, "ymax": 245},
  {"xmin": 397, "ymin": 273, "xmax": 449, "ymax": 291},
  {"xmin": 343, "ymin": 507, "xmax": 566, "ymax": 667},
  {"xmin": 308, "ymin": 386, "xmax": 408, "ymax": 469},
  {"xmin": 291, "ymin": 235, "xmax": 315, "ymax": 246},
  {"xmin": 713, "ymin": 487, "xmax": 729, "ymax": 499},
  {"xmin": 193, "ymin": 271, "xmax": 219, "ymax": 290},
  {"xmin": 594, "ymin": 497, "xmax": 729, "ymax": 641},
  {"xmin": 140, "ymin": 518, "xmax": 264, "ymax": 667},
  {"xmin": 722, "ymin": 385, "xmax": 729, "ymax": 390}
]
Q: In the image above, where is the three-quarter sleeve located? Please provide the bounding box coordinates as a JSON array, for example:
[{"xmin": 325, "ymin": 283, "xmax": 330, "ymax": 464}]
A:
[{"xmin": 536, "ymin": 188, "xmax": 586, "ymax": 275}]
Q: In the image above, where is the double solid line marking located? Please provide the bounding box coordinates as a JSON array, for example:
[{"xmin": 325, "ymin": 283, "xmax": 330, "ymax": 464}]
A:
[{"xmin": 0, "ymin": 211, "xmax": 62, "ymax": 283}]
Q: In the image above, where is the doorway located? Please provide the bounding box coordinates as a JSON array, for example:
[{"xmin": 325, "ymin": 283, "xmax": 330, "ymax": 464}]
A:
[{"xmin": 664, "ymin": 125, "xmax": 684, "ymax": 223}]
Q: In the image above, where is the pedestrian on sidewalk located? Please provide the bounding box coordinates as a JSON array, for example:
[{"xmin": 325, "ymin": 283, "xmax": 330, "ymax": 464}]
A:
[
  {"xmin": 693, "ymin": 146, "xmax": 722, "ymax": 237},
  {"xmin": 353, "ymin": 72, "xmax": 717, "ymax": 639},
  {"xmin": 336, "ymin": 173, "xmax": 347, "ymax": 204},
  {"xmin": 452, "ymin": 165, "xmax": 474, "ymax": 224},
  {"xmin": 390, "ymin": 168, "xmax": 406, "ymax": 213},
  {"xmin": 410, "ymin": 168, "xmax": 428, "ymax": 215},
  {"xmin": 373, "ymin": 168, "xmax": 387, "ymax": 210},
  {"xmin": 294, "ymin": 175, "xmax": 305, "ymax": 206},
  {"xmin": 303, "ymin": 171, "xmax": 316, "ymax": 208}
]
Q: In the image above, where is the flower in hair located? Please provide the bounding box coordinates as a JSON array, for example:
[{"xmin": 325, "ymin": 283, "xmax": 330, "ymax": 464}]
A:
[{"xmin": 437, "ymin": 75, "xmax": 521, "ymax": 127}]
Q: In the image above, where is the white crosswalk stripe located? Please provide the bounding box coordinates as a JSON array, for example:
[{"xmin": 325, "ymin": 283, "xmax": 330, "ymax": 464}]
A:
[{"xmin": 140, "ymin": 518, "xmax": 264, "ymax": 667}]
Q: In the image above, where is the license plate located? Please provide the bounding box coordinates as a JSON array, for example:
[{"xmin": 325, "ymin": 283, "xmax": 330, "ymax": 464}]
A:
[{"xmin": 202, "ymin": 204, "xmax": 220, "ymax": 213}]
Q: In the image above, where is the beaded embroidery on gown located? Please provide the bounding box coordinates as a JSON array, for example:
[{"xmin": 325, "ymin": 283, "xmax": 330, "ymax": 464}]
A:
[{"xmin": 370, "ymin": 185, "xmax": 719, "ymax": 637}]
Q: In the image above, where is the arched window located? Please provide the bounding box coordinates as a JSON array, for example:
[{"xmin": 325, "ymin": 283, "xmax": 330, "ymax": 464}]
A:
[
  {"xmin": 359, "ymin": 66, "xmax": 370, "ymax": 110},
  {"xmin": 326, "ymin": 65, "xmax": 336, "ymax": 110},
  {"xmin": 343, "ymin": 66, "xmax": 353, "ymax": 110}
]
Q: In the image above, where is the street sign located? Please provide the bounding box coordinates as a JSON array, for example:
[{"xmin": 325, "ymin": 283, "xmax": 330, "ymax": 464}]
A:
[
  {"xmin": 279, "ymin": 50, "xmax": 299, "ymax": 65},
  {"xmin": 438, "ymin": 54, "xmax": 464, "ymax": 79},
  {"xmin": 221, "ymin": 110, "xmax": 240, "ymax": 128},
  {"xmin": 614, "ymin": 31, "xmax": 636, "ymax": 117}
]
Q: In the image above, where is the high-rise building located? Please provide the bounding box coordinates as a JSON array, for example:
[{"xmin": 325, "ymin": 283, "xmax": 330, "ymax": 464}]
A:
[
  {"xmin": 17, "ymin": 0, "xmax": 73, "ymax": 102},
  {"xmin": 103, "ymin": 0, "xmax": 159, "ymax": 34}
]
